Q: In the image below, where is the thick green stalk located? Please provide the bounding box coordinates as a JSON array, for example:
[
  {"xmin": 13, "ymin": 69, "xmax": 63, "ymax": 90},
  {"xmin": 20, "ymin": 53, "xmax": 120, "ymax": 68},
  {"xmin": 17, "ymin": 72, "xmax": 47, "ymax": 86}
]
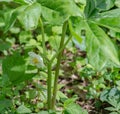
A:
[
  {"xmin": 39, "ymin": 18, "xmax": 46, "ymax": 56},
  {"xmin": 39, "ymin": 18, "xmax": 52, "ymax": 109},
  {"xmin": 52, "ymin": 21, "xmax": 68, "ymax": 109},
  {"xmin": 47, "ymin": 63, "xmax": 52, "ymax": 109}
]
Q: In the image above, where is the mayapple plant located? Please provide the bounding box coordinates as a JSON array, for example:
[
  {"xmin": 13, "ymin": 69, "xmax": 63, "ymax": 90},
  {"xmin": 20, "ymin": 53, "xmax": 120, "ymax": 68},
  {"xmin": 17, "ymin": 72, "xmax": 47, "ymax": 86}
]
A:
[{"xmin": 2, "ymin": 0, "xmax": 120, "ymax": 112}]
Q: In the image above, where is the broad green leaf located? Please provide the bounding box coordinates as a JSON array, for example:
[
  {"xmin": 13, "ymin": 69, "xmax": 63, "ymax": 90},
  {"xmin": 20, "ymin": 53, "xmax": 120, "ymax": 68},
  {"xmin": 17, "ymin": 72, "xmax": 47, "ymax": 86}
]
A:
[
  {"xmin": 49, "ymin": 35, "xmax": 61, "ymax": 51},
  {"xmin": 84, "ymin": 0, "xmax": 96, "ymax": 18},
  {"xmin": 110, "ymin": 112, "xmax": 118, "ymax": 114},
  {"xmin": 74, "ymin": 0, "xmax": 86, "ymax": 5},
  {"xmin": 100, "ymin": 89, "xmax": 109, "ymax": 102},
  {"xmin": 19, "ymin": 31, "xmax": 32, "ymax": 44},
  {"xmin": 57, "ymin": 91, "xmax": 68, "ymax": 101},
  {"xmin": 4, "ymin": 10, "xmax": 18, "ymax": 32},
  {"xmin": 38, "ymin": 111, "xmax": 49, "ymax": 114},
  {"xmin": 38, "ymin": 0, "xmax": 81, "ymax": 17},
  {"xmin": 0, "ymin": 0, "xmax": 12, "ymax": 2},
  {"xmin": 64, "ymin": 98, "xmax": 78, "ymax": 108},
  {"xmin": 4, "ymin": 3, "xmax": 41, "ymax": 31},
  {"xmin": 105, "ymin": 107, "xmax": 117, "ymax": 111},
  {"xmin": 0, "ymin": 99, "xmax": 12, "ymax": 112},
  {"xmin": 64, "ymin": 103, "xmax": 88, "ymax": 114},
  {"xmin": 69, "ymin": 17, "xmax": 86, "ymax": 44},
  {"xmin": 69, "ymin": 17, "xmax": 86, "ymax": 51},
  {"xmin": 40, "ymin": 6, "xmax": 66, "ymax": 25},
  {"xmin": 115, "ymin": 0, "xmax": 120, "ymax": 7},
  {"xmin": 4, "ymin": 5, "xmax": 27, "ymax": 32},
  {"xmin": 52, "ymin": 26, "xmax": 62, "ymax": 35},
  {"xmin": 109, "ymin": 88, "xmax": 117, "ymax": 97},
  {"xmin": 2, "ymin": 52, "xmax": 34, "ymax": 85},
  {"xmin": 13, "ymin": 0, "xmax": 35, "ymax": 4},
  {"xmin": 100, "ymin": 88, "xmax": 120, "ymax": 110},
  {"xmin": 0, "ymin": 40, "xmax": 11, "ymax": 51},
  {"xmin": 37, "ymin": 0, "xmax": 81, "ymax": 25},
  {"xmin": 18, "ymin": 3, "xmax": 41, "ymax": 30},
  {"xmin": 108, "ymin": 99, "xmax": 118, "ymax": 108},
  {"xmin": 86, "ymin": 22, "xmax": 120, "ymax": 70},
  {"xmin": 4, "ymin": 0, "xmax": 81, "ymax": 29},
  {"xmin": 92, "ymin": 8, "xmax": 120, "ymax": 32},
  {"xmin": 95, "ymin": 0, "xmax": 115, "ymax": 11},
  {"xmin": 2, "ymin": 52, "xmax": 25, "ymax": 82},
  {"xmin": 17, "ymin": 105, "xmax": 32, "ymax": 113},
  {"xmin": 84, "ymin": 0, "xmax": 115, "ymax": 18},
  {"xmin": 0, "ymin": 18, "xmax": 4, "ymax": 27}
]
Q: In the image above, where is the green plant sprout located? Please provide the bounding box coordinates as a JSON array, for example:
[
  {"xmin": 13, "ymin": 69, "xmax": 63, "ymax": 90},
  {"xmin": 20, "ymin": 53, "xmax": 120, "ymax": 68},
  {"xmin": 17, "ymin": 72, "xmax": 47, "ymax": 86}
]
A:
[{"xmin": 1, "ymin": 0, "xmax": 120, "ymax": 113}]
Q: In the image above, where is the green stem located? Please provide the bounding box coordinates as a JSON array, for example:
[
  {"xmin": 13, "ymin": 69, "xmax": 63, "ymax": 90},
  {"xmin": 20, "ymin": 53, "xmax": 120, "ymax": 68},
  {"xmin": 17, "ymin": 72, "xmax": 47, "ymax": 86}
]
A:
[
  {"xmin": 52, "ymin": 21, "xmax": 68, "ymax": 110},
  {"xmin": 39, "ymin": 18, "xmax": 52, "ymax": 109},
  {"xmin": 48, "ymin": 33, "xmax": 71, "ymax": 110},
  {"xmin": 39, "ymin": 18, "xmax": 46, "ymax": 57},
  {"xmin": 47, "ymin": 63, "xmax": 52, "ymax": 109}
]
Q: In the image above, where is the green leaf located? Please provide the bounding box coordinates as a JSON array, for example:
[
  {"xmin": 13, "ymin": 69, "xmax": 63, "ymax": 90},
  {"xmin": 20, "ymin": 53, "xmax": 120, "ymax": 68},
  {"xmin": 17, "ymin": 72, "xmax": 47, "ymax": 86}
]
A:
[
  {"xmin": 13, "ymin": 0, "xmax": 35, "ymax": 4},
  {"xmin": 18, "ymin": 3, "xmax": 41, "ymax": 30},
  {"xmin": 64, "ymin": 98, "xmax": 77, "ymax": 108},
  {"xmin": 115, "ymin": 0, "xmax": 120, "ymax": 8},
  {"xmin": 2, "ymin": 52, "xmax": 34, "ymax": 85},
  {"xmin": 4, "ymin": 10, "xmax": 18, "ymax": 33},
  {"xmin": 19, "ymin": 31, "xmax": 32, "ymax": 44},
  {"xmin": 0, "ymin": 17, "xmax": 5, "ymax": 28},
  {"xmin": 17, "ymin": 105, "xmax": 32, "ymax": 113},
  {"xmin": 0, "ymin": 99, "xmax": 12, "ymax": 112},
  {"xmin": 69, "ymin": 17, "xmax": 86, "ymax": 51},
  {"xmin": 4, "ymin": 3, "xmax": 41, "ymax": 31},
  {"xmin": 86, "ymin": 22, "xmax": 120, "ymax": 70},
  {"xmin": 4, "ymin": 5, "xmax": 27, "ymax": 32},
  {"xmin": 37, "ymin": 111, "xmax": 49, "ymax": 114},
  {"xmin": 40, "ymin": 6, "xmax": 66, "ymax": 25},
  {"xmin": 37, "ymin": 0, "xmax": 81, "ymax": 25},
  {"xmin": 84, "ymin": 0, "xmax": 115, "ymax": 18},
  {"xmin": 5, "ymin": 0, "xmax": 81, "ymax": 29},
  {"xmin": 2, "ymin": 52, "xmax": 25, "ymax": 82},
  {"xmin": 0, "ymin": 0, "xmax": 12, "ymax": 2},
  {"xmin": 100, "ymin": 89, "xmax": 109, "ymax": 102},
  {"xmin": 0, "ymin": 40, "xmax": 11, "ymax": 51},
  {"xmin": 49, "ymin": 35, "xmax": 61, "ymax": 51},
  {"xmin": 84, "ymin": 0, "xmax": 96, "ymax": 18},
  {"xmin": 110, "ymin": 112, "xmax": 118, "ymax": 114},
  {"xmin": 93, "ymin": 8, "xmax": 120, "ymax": 32},
  {"xmin": 56, "ymin": 91, "xmax": 67, "ymax": 101},
  {"xmin": 95, "ymin": 0, "xmax": 115, "ymax": 11},
  {"xmin": 100, "ymin": 88, "xmax": 120, "ymax": 103},
  {"xmin": 69, "ymin": 17, "xmax": 86, "ymax": 44},
  {"xmin": 105, "ymin": 107, "xmax": 117, "ymax": 111},
  {"xmin": 64, "ymin": 103, "xmax": 88, "ymax": 114}
]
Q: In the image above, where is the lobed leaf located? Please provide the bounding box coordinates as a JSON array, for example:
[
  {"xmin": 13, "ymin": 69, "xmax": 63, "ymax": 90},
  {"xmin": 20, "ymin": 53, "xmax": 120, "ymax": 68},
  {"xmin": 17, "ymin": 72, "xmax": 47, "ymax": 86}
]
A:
[
  {"xmin": 92, "ymin": 8, "xmax": 120, "ymax": 32},
  {"xmin": 17, "ymin": 105, "xmax": 32, "ymax": 113},
  {"xmin": 95, "ymin": 0, "xmax": 115, "ymax": 11},
  {"xmin": 0, "ymin": 99, "xmax": 12, "ymax": 112},
  {"xmin": 13, "ymin": 0, "xmax": 35, "ymax": 4},
  {"xmin": 63, "ymin": 103, "xmax": 88, "ymax": 114},
  {"xmin": 18, "ymin": 3, "xmax": 41, "ymax": 30},
  {"xmin": 37, "ymin": 0, "xmax": 82, "ymax": 25},
  {"xmin": 4, "ymin": 5, "xmax": 27, "ymax": 32},
  {"xmin": 68, "ymin": 17, "xmax": 84, "ymax": 43},
  {"xmin": 84, "ymin": 0, "xmax": 115, "ymax": 18},
  {"xmin": 86, "ymin": 22, "xmax": 120, "ymax": 70},
  {"xmin": 2, "ymin": 52, "xmax": 34, "ymax": 85}
]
